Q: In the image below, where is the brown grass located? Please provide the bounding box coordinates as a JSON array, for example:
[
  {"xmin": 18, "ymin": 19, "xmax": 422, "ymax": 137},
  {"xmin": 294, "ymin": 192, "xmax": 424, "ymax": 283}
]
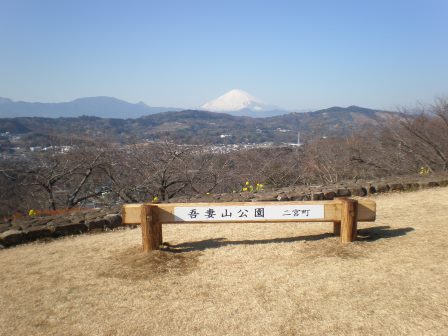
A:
[{"xmin": 1, "ymin": 187, "xmax": 448, "ymax": 335}]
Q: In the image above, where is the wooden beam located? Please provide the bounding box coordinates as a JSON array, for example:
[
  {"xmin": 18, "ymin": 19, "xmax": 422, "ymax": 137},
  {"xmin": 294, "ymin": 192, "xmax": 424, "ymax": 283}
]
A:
[
  {"xmin": 340, "ymin": 199, "xmax": 358, "ymax": 243},
  {"xmin": 122, "ymin": 204, "xmax": 143, "ymax": 225},
  {"xmin": 140, "ymin": 205, "xmax": 162, "ymax": 252},
  {"xmin": 357, "ymin": 199, "xmax": 376, "ymax": 222},
  {"xmin": 333, "ymin": 221, "xmax": 341, "ymax": 236}
]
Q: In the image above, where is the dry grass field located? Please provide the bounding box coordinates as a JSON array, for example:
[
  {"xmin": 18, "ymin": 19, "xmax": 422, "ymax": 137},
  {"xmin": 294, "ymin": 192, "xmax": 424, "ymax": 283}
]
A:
[{"xmin": 1, "ymin": 187, "xmax": 448, "ymax": 336}]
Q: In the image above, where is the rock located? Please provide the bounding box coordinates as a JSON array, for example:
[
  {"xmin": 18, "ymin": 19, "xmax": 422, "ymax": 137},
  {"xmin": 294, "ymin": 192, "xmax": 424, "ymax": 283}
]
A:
[
  {"xmin": 367, "ymin": 186, "xmax": 377, "ymax": 194},
  {"xmin": 312, "ymin": 192, "xmax": 324, "ymax": 200},
  {"xmin": 438, "ymin": 179, "xmax": 448, "ymax": 187},
  {"xmin": 168, "ymin": 196, "xmax": 189, "ymax": 203},
  {"xmin": 194, "ymin": 195, "xmax": 216, "ymax": 202},
  {"xmin": 285, "ymin": 191, "xmax": 306, "ymax": 201},
  {"xmin": 388, "ymin": 183, "xmax": 404, "ymax": 191},
  {"xmin": 30, "ymin": 217, "xmax": 53, "ymax": 225},
  {"xmin": 401, "ymin": 183, "xmax": 411, "ymax": 191},
  {"xmin": 412, "ymin": 182, "xmax": 421, "ymax": 189},
  {"xmin": 336, "ymin": 188, "xmax": 351, "ymax": 197},
  {"xmin": 240, "ymin": 193, "xmax": 256, "ymax": 201},
  {"xmin": 291, "ymin": 194, "xmax": 307, "ymax": 201},
  {"xmin": 275, "ymin": 191, "xmax": 292, "ymax": 201},
  {"xmin": 0, "ymin": 224, "xmax": 12, "ymax": 234},
  {"xmin": 323, "ymin": 191, "xmax": 336, "ymax": 200},
  {"xmin": 349, "ymin": 187, "xmax": 367, "ymax": 197},
  {"xmin": 24, "ymin": 225, "xmax": 52, "ymax": 241},
  {"xmin": 216, "ymin": 194, "xmax": 235, "ymax": 202},
  {"xmin": 49, "ymin": 222, "xmax": 87, "ymax": 236},
  {"xmin": 104, "ymin": 214, "xmax": 122, "ymax": 229},
  {"xmin": 410, "ymin": 182, "xmax": 421, "ymax": 189},
  {"xmin": 301, "ymin": 194, "xmax": 311, "ymax": 201},
  {"xmin": 375, "ymin": 184, "xmax": 390, "ymax": 193},
  {"xmin": 10, "ymin": 217, "xmax": 50, "ymax": 229},
  {"xmin": 84, "ymin": 211, "xmax": 103, "ymax": 221},
  {"xmin": 85, "ymin": 219, "xmax": 106, "ymax": 230},
  {"xmin": 418, "ymin": 181, "xmax": 431, "ymax": 189},
  {"xmin": 17, "ymin": 222, "xmax": 34, "ymax": 231},
  {"xmin": 68, "ymin": 214, "xmax": 86, "ymax": 224},
  {"xmin": 251, "ymin": 193, "xmax": 278, "ymax": 201},
  {"xmin": 427, "ymin": 181, "xmax": 440, "ymax": 188},
  {"xmin": 401, "ymin": 182, "xmax": 411, "ymax": 190},
  {"xmin": 287, "ymin": 186, "xmax": 300, "ymax": 193},
  {"xmin": 0, "ymin": 229, "xmax": 25, "ymax": 247},
  {"xmin": 95, "ymin": 209, "xmax": 109, "ymax": 217},
  {"xmin": 229, "ymin": 195, "xmax": 245, "ymax": 202},
  {"xmin": 275, "ymin": 192, "xmax": 293, "ymax": 201}
]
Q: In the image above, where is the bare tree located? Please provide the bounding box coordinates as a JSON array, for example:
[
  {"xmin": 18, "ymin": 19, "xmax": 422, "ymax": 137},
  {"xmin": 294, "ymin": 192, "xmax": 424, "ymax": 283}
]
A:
[
  {"xmin": 301, "ymin": 138, "xmax": 352, "ymax": 184},
  {"xmin": 383, "ymin": 98, "xmax": 448, "ymax": 172},
  {"xmin": 183, "ymin": 151, "xmax": 234, "ymax": 195},
  {"xmin": 17, "ymin": 147, "xmax": 110, "ymax": 210},
  {"xmin": 105, "ymin": 142, "xmax": 191, "ymax": 202}
]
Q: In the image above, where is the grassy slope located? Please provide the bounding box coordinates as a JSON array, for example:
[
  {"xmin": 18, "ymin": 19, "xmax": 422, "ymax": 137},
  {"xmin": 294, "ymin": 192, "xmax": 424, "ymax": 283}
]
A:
[{"xmin": 1, "ymin": 187, "xmax": 448, "ymax": 336}]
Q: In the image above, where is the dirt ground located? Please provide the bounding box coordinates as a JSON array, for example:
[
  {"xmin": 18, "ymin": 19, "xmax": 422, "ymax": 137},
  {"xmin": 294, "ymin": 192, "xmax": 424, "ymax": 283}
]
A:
[{"xmin": 1, "ymin": 187, "xmax": 448, "ymax": 336}]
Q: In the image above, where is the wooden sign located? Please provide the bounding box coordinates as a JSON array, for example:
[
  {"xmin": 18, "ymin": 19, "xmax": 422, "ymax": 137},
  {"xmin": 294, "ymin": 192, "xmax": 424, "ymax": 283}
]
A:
[
  {"xmin": 122, "ymin": 199, "xmax": 376, "ymax": 251},
  {"xmin": 173, "ymin": 204, "xmax": 325, "ymax": 221}
]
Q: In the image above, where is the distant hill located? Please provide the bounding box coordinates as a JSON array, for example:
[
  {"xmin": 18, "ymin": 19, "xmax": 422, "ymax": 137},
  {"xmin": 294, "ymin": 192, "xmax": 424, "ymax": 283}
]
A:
[
  {"xmin": 0, "ymin": 96, "xmax": 182, "ymax": 118},
  {"xmin": 0, "ymin": 106, "xmax": 401, "ymax": 147}
]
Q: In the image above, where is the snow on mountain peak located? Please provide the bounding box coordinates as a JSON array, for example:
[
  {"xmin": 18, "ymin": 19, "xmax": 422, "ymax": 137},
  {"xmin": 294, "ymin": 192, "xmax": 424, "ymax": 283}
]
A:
[{"xmin": 201, "ymin": 89, "xmax": 268, "ymax": 112}]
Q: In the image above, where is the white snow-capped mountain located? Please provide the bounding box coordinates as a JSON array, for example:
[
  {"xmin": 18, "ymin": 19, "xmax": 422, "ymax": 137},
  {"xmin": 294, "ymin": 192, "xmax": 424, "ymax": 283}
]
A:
[{"xmin": 201, "ymin": 89, "xmax": 286, "ymax": 117}]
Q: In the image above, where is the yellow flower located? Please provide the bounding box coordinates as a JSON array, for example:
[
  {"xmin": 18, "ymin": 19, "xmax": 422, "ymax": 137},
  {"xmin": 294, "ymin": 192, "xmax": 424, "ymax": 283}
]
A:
[
  {"xmin": 418, "ymin": 166, "xmax": 430, "ymax": 176},
  {"xmin": 152, "ymin": 196, "xmax": 159, "ymax": 203},
  {"xmin": 242, "ymin": 187, "xmax": 248, "ymax": 192},
  {"xmin": 255, "ymin": 183, "xmax": 264, "ymax": 192},
  {"xmin": 245, "ymin": 181, "xmax": 250, "ymax": 185}
]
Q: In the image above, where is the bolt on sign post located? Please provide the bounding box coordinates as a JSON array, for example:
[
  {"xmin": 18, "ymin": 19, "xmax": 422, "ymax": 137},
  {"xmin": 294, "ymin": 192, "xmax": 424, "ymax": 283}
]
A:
[{"xmin": 122, "ymin": 198, "xmax": 375, "ymax": 252}]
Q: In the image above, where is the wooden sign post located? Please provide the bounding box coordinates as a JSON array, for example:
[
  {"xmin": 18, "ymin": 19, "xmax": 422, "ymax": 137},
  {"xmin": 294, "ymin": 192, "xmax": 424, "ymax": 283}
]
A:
[{"xmin": 122, "ymin": 198, "xmax": 375, "ymax": 252}]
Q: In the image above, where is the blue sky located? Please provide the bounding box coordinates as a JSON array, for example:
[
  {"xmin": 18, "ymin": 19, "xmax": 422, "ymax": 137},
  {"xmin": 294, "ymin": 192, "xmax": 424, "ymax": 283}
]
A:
[{"xmin": 0, "ymin": 0, "xmax": 447, "ymax": 111}]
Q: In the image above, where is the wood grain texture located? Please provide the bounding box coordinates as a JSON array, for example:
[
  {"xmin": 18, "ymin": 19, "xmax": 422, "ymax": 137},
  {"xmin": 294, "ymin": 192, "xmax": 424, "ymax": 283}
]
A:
[
  {"xmin": 140, "ymin": 205, "xmax": 162, "ymax": 251},
  {"xmin": 340, "ymin": 199, "xmax": 358, "ymax": 243},
  {"xmin": 333, "ymin": 221, "xmax": 341, "ymax": 236}
]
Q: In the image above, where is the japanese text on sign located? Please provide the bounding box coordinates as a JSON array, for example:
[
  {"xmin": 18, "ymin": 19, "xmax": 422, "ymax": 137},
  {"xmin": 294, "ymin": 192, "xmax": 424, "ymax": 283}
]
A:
[{"xmin": 173, "ymin": 205, "xmax": 325, "ymax": 221}]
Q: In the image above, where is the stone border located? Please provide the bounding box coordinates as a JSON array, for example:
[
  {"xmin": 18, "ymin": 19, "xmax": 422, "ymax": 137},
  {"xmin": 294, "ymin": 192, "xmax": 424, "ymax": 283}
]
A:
[
  {"xmin": 171, "ymin": 175, "xmax": 448, "ymax": 203},
  {"xmin": 0, "ymin": 210, "xmax": 123, "ymax": 248}
]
